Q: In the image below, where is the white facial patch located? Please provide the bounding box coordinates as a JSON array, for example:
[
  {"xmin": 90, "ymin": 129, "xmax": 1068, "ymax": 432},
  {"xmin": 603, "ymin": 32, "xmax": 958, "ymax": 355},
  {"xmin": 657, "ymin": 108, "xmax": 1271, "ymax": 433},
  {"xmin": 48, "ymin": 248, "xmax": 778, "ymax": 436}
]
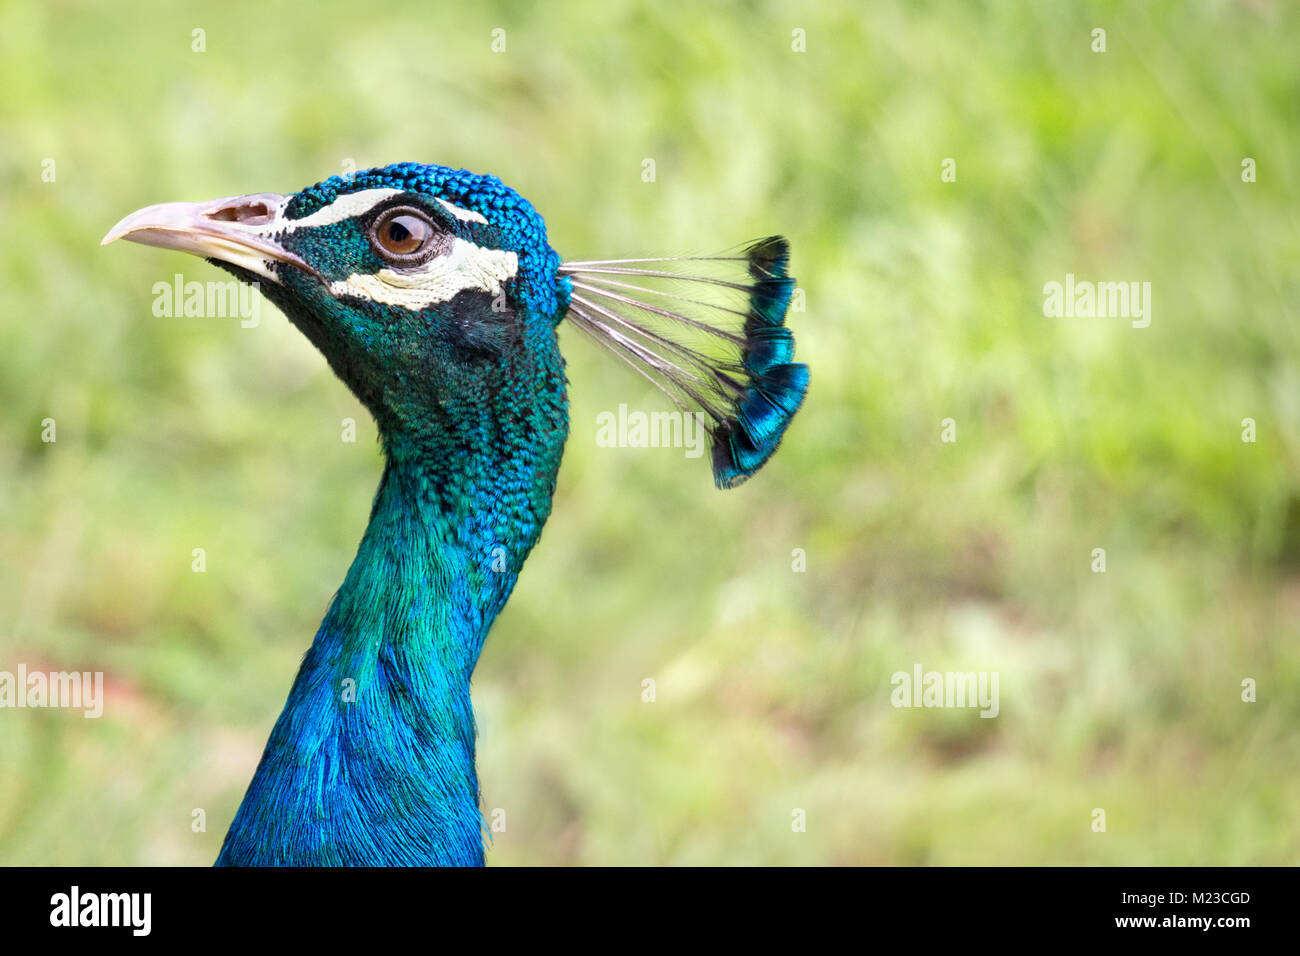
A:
[{"xmin": 328, "ymin": 238, "xmax": 518, "ymax": 311}]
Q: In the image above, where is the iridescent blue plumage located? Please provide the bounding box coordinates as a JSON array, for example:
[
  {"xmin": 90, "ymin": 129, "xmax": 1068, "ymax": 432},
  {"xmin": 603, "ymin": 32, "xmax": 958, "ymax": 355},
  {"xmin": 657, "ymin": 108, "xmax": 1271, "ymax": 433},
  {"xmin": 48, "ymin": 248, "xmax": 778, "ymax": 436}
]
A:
[
  {"xmin": 103, "ymin": 162, "xmax": 807, "ymax": 866},
  {"xmin": 714, "ymin": 237, "xmax": 809, "ymax": 488}
]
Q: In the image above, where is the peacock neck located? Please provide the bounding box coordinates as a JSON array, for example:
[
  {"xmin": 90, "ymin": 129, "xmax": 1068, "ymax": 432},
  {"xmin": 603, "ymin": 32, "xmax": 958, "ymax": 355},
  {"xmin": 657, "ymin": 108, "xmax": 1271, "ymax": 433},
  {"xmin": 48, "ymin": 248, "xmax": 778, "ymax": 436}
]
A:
[{"xmin": 216, "ymin": 448, "xmax": 550, "ymax": 866}]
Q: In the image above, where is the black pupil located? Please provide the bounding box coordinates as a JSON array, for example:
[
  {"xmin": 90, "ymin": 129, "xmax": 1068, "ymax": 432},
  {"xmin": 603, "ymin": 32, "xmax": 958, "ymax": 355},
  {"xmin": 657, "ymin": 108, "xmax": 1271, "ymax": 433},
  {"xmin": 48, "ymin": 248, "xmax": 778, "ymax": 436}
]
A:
[{"xmin": 387, "ymin": 221, "xmax": 411, "ymax": 242}]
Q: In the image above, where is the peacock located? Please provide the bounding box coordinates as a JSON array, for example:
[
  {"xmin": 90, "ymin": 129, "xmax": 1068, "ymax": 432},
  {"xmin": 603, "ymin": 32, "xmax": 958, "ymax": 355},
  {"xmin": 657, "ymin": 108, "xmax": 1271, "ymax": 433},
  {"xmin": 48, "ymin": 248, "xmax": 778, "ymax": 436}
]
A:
[{"xmin": 102, "ymin": 163, "xmax": 808, "ymax": 866}]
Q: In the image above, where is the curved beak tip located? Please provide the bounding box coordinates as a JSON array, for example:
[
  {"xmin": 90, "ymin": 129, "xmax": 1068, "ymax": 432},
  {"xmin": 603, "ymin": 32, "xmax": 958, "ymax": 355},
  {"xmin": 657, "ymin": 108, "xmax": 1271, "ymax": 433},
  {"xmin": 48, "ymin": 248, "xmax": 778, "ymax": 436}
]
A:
[{"xmin": 100, "ymin": 224, "xmax": 126, "ymax": 246}]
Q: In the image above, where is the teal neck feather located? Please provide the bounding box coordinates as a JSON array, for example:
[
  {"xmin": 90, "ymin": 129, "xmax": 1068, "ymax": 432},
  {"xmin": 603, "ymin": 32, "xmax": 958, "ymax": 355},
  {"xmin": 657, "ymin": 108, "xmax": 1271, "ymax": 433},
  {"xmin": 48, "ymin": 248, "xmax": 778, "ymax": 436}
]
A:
[{"xmin": 216, "ymin": 312, "xmax": 568, "ymax": 866}]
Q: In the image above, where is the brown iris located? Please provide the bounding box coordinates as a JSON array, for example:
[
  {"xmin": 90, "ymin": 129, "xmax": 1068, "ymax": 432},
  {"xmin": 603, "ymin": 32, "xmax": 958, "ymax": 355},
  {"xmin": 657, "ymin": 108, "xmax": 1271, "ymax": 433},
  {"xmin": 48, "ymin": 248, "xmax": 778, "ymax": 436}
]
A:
[{"xmin": 368, "ymin": 206, "xmax": 444, "ymax": 264}]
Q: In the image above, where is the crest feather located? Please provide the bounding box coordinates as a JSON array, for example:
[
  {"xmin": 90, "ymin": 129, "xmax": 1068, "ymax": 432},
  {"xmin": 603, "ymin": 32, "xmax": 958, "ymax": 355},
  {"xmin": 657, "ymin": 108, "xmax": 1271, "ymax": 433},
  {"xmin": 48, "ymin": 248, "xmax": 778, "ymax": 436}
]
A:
[{"xmin": 560, "ymin": 237, "xmax": 808, "ymax": 487}]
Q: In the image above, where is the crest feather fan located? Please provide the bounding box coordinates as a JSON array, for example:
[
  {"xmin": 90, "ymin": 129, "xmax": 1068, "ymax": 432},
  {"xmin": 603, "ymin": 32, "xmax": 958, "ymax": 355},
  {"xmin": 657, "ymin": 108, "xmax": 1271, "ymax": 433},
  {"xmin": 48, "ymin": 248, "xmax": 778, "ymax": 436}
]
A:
[{"xmin": 560, "ymin": 236, "xmax": 809, "ymax": 487}]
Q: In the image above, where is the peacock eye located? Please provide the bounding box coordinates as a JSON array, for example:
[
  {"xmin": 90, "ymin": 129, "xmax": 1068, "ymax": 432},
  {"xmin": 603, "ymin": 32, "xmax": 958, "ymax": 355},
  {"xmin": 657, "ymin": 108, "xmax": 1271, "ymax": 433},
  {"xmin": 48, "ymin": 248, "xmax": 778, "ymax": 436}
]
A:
[{"xmin": 368, "ymin": 207, "xmax": 444, "ymax": 264}]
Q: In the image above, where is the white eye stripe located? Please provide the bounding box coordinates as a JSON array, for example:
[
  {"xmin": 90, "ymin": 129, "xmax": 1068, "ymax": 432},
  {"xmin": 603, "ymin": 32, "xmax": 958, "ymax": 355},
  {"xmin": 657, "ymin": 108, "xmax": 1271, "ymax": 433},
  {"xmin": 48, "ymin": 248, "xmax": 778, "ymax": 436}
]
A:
[
  {"xmin": 435, "ymin": 198, "xmax": 488, "ymax": 224},
  {"xmin": 280, "ymin": 188, "xmax": 405, "ymax": 232},
  {"xmin": 328, "ymin": 238, "xmax": 518, "ymax": 311},
  {"xmin": 271, "ymin": 189, "xmax": 489, "ymax": 234}
]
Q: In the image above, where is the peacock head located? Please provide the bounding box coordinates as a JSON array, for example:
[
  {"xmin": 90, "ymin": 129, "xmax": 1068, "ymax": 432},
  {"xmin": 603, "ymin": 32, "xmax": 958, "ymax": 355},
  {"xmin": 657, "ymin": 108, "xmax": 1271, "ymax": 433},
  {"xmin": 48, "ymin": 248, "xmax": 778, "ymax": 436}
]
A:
[
  {"xmin": 104, "ymin": 161, "xmax": 808, "ymax": 495},
  {"xmin": 103, "ymin": 164, "xmax": 567, "ymax": 454}
]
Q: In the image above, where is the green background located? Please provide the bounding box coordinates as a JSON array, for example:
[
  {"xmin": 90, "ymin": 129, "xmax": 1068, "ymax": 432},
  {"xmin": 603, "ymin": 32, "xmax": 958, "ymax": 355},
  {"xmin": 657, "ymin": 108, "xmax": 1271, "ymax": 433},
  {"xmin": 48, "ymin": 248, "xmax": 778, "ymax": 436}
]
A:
[{"xmin": 1, "ymin": 0, "xmax": 1297, "ymax": 865}]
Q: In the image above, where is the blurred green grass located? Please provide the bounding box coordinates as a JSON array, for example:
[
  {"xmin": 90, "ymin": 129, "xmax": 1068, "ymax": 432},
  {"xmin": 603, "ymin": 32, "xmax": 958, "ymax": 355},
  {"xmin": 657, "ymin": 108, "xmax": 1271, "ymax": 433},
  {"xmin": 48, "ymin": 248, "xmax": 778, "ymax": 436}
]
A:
[{"xmin": 1, "ymin": 0, "xmax": 1297, "ymax": 864}]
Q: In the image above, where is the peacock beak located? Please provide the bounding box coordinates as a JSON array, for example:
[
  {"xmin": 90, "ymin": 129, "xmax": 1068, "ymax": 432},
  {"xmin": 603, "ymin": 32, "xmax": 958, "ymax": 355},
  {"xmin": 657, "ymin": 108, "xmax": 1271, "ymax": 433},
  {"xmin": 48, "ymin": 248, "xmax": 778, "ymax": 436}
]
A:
[{"xmin": 101, "ymin": 193, "xmax": 323, "ymax": 283}]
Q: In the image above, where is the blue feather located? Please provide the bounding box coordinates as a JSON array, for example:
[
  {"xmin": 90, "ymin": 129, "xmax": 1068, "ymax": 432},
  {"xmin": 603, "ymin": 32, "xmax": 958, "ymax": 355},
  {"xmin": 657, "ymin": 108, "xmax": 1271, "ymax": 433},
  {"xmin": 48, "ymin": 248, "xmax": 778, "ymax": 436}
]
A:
[{"xmin": 711, "ymin": 238, "xmax": 809, "ymax": 488}]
